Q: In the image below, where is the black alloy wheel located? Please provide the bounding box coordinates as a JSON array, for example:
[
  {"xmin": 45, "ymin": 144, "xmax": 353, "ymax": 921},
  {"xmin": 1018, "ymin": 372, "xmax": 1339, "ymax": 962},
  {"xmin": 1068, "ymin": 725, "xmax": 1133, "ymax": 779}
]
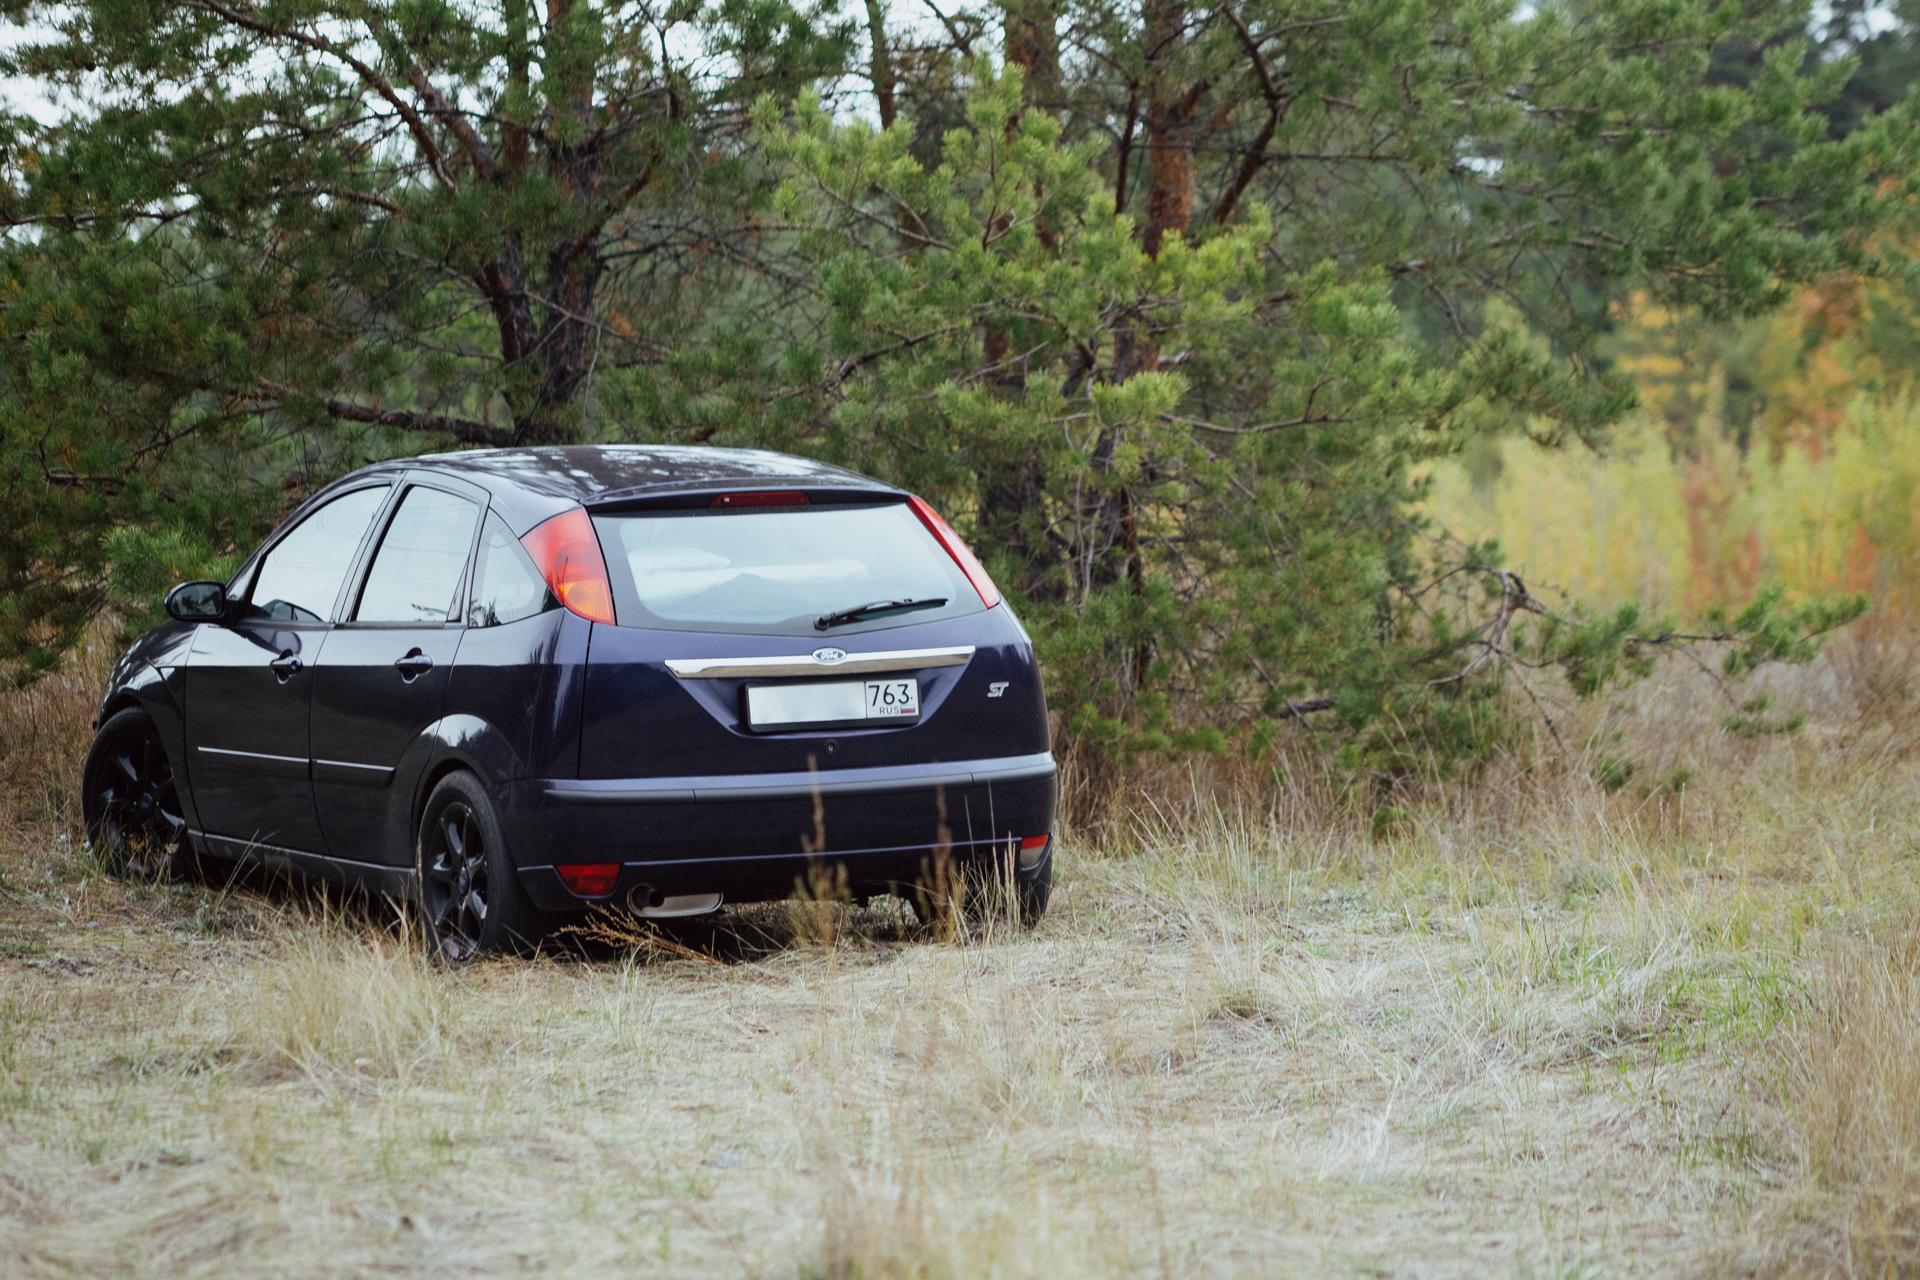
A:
[
  {"xmin": 420, "ymin": 797, "xmax": 489, "ymax": 962},
  {"xmin": 82, "ymin": 708, "xmax": 188, "ymax": 880},
  {"xmin": 415, "ymin": 771, "xmax": 545, "ymax": 960}
]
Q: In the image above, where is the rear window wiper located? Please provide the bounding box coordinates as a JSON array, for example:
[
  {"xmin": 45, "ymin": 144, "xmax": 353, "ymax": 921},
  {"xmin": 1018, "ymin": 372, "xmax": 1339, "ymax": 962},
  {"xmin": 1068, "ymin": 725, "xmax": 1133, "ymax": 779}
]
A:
[{"xmin": 815, "ymin": 597, "xmax": 948, "ymax": 630}]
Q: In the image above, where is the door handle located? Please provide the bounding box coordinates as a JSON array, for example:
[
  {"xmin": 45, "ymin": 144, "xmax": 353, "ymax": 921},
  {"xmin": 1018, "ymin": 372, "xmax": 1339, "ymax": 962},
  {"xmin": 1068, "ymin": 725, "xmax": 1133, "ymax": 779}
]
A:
[
  {"xmin": 394, "ymin": 648, "xmax": 434, "ymax": 681},
  {"xmin": 269, "ymin": 650, "xmax": 302, "ymax": 682}
]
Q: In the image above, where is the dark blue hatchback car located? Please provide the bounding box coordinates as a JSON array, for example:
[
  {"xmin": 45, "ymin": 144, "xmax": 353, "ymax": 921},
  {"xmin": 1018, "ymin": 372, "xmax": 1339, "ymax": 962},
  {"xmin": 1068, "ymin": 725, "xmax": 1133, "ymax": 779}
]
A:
[{"xmin": 81, "ymin": 446, "xmax": 1055, "ymax": 955}]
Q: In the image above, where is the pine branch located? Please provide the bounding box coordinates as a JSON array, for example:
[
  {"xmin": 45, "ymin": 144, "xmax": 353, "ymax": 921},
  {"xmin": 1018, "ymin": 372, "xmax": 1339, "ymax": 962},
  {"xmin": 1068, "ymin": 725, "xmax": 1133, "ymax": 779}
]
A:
[
  {"xmin": 256, "ymin": 384, "xmax": 511, "ymax": 445},
  {"xmin": 181, "ymin": 0, "xmax": 458, "ymax": 188},
  {"xmin": 314, "ymin": 399, "xmax": 512, "ymax": 446}
]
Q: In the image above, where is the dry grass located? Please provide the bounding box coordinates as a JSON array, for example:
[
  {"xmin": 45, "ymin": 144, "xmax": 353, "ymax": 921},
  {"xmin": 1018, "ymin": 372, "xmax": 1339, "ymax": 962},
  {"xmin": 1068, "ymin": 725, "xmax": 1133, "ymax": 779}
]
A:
[
  {"xmin": 1782, "ymin": 924, "xmax": 1920, "ymax": 1276},
  {"xmin": 4, "ymin": 623, "xmax": 1920, "ymax": 1275}
]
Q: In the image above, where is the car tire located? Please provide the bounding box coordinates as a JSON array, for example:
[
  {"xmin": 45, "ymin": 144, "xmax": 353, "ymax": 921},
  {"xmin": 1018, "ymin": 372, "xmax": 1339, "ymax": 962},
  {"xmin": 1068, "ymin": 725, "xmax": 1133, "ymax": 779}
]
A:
[
  {"xmin": 415, "ymin": 771, "xmax": 548, "ymax": 961},
  {"xmin": 910, "ymin": 848, "xmax": 1051, "ymax": 931},
  {"xmin": 81, "ymin": 707, "xmax": 192, "ymax": 881},
  {"xmin": 1016, "ymin": 854, "xmax": 1051, "ymax": 925}
]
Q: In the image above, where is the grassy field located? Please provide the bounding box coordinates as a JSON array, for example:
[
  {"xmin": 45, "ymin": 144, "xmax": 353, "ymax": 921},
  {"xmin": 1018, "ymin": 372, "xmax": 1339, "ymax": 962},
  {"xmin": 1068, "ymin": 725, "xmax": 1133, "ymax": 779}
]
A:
[{"xmin": 5, "ymin": 632, "xmax": 1920, "ymax": 1277}]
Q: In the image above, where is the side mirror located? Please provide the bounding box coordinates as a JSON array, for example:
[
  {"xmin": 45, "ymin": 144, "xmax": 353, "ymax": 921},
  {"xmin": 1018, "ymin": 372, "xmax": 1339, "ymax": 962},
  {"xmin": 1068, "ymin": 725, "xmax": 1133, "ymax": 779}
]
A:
[{"xmin": 165, "ymin": 581, "xmax": 228, "ymax": 622}]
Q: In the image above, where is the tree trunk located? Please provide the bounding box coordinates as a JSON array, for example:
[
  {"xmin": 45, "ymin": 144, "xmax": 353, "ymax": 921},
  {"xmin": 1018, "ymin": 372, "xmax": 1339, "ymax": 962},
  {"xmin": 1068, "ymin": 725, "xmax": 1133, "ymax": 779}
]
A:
[
  {"xmin": 503, "ymin": 0, "xmax": 603, "ymax": 444},
  {"xmin": 1112, "ymin": 0, "xmax": 1199, "ymax": 680},
  {"xmin": 979, "ymin": 0, "xmax": 1061, "ymax": 597},
  {"xmin": 1142, "ymin": 116, "xmax": 1195, "ymax": 261},
  {"xmin": 524, "ymin": 242, "xmax": 605, "ymax": 442},
  {"xmin": 863, "ymin": 0, "xmax": 896, "ymax": 129},
  {"xmin": 1142, "ymin": 0, "xmax": 1195, "ymax": 264},
  {"xmin": 1004, "ymin": 0, "xmax": 1060, "ymax": 113}
]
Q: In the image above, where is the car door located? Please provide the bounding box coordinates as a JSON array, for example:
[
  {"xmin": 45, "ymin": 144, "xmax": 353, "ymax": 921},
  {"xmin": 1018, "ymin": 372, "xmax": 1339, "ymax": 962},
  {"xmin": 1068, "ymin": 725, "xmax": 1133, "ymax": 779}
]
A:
[
  {"xmin": 309, "ymin": 479, "xmax": 482, "ymax": 864},
  {"xmin": 185, "ymin": 483, "xmax": 395, "ymax": 853}
]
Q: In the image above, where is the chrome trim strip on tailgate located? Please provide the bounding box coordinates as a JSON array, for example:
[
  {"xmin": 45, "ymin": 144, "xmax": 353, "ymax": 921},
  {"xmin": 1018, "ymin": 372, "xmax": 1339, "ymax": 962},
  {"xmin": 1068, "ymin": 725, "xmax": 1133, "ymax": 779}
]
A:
[
  {"xmin": 544, "ymin": 751, "xmax": 1056, "ymax": 805},
  {"xmin": 664, "ymin": 644, "xmax": 975, "ymax": 679}
]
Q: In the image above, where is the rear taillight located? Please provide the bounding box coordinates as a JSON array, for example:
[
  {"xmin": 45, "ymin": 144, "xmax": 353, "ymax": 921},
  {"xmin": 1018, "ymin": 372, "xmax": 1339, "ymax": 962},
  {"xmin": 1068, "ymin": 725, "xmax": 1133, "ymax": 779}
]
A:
[
  {"xmin": 521, "ymin": 508, "xmax": 615, "ymax": 625},
  {"xmin": 907, "ymin": 495, "xmax": 1001, "ymax": 608},
  {"xmin": 556, "ymin": 863, "xmax": 620, "ymax": 896},
  {"xmin": 711, "ymin": 490, "xmax": 810, "ymax": 508},
  {"xmin": 1018, "ymin": 834, "xmax": 1050, "ymax": 869}
]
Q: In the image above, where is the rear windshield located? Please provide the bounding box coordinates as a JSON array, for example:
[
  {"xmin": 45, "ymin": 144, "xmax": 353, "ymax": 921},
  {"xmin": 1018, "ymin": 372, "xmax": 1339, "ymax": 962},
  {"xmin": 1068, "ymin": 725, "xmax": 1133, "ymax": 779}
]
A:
[{"xmin": 593, "ymin": 502, "xmax": 985, "ymax": 636}]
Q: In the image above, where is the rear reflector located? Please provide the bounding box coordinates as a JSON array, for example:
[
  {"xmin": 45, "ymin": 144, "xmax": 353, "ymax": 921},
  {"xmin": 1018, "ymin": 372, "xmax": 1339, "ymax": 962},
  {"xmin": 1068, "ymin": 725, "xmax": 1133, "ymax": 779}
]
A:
[
  {"xmin": 1018, "ymin": 834, "xmax": 1050, "ymax": 869},
  {"xmin": 710, "ymin": 490, "xmax": 810, "ymax": 508},
  {"xmin": 521, "ymin": 508, "xmax": 615, "ymax": 624},
  {"xmin": 556, "ymin": 863, "xmax": 620, "ymax": 896},
  {"xmin": 907, "ymin": 495, "xmax": 1001, "ymax": 608}
]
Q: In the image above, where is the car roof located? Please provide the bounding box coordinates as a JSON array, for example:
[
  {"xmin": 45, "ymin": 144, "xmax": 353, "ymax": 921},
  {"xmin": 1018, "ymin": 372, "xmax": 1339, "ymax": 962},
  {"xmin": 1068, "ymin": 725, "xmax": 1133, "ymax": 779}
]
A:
[
  {"xmin": 229, "ymin": 445, "xmax": 902, "ymax": 594},
  {"xmin": 406, "ymin": 445, "xmax": 887, "ymax": 505}
]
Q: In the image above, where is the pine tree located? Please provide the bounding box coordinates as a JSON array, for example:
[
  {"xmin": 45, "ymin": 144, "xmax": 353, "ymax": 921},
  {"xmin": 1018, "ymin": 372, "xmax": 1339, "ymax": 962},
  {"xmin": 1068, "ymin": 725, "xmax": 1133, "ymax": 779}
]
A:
[
  {"xmin": 0, "ymin": 0, "xmax": 848, "ymax": 672},
  {"xmin": 685, "ymin": 0, "xmax": 1913, "ymax": 763},
  {"xmin": 0, "ymin": 0, "xmax": 1909, "ymax": 763}
]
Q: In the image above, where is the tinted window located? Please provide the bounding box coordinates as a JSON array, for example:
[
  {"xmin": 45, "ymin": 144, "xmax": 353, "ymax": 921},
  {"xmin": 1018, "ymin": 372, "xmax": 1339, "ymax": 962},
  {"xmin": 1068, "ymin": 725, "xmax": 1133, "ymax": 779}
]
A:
[
  {"xmin": 246, "ymin": 486, "xmax": 391, "ymax": 623},
  {"xmin": 594, "ymin": 503, "xmax": 981, "ymax": 635},
  {"xmin": 356, "ymin": 487, "xmax": 480, "ymax": 623},
  {"xmin": 467, "ymin": 514, "xmax": 555, "ymax": 627}
]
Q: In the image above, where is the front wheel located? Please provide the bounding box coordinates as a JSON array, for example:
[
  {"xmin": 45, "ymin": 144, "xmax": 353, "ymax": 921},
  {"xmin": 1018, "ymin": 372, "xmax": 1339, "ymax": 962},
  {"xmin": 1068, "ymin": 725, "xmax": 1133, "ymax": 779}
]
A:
[
  {"xmin": 81, "ymin": 708, "xmax": 190, "ymax": 880},
  {"xmin": 415, "ymin": 771, "xmax": 548, "ymax": 961}
]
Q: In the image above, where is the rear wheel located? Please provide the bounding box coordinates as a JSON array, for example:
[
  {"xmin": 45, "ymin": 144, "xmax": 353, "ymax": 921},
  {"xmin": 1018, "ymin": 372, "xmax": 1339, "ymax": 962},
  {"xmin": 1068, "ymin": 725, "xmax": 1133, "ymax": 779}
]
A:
[
  {"xmin": 81, "ymin": 708, "xmax": 191, "ymax": 880},
  {"xmin": 415, "ymin": 772, "xmax": 548, "ymax": 960},
  {"xmin": 1016, "ymin": 855, "xmax": 1052, "ymax": 924},
  {"xmin": 909, "ymin": 849, "xmax": 1050, "ymax": 931}
]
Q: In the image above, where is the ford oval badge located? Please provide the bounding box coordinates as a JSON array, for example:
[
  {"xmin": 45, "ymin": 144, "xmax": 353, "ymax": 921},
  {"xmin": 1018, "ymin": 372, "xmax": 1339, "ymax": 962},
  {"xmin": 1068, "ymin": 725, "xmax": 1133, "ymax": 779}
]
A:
[{"xmin": 812, "ymin": 647, "xmax": 848, "ymax": 665}]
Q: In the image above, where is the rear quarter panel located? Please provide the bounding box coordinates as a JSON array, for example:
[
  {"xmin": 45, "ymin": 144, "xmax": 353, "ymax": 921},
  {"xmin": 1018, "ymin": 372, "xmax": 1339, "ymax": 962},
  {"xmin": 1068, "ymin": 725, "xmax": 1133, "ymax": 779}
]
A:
[
  {"xmin": 445, "ymin": 608, "xmax": 590, "ymax": 783},
  {"xmin": 411, "ymin": 609, "xmax": 590, "ymax": 865}
]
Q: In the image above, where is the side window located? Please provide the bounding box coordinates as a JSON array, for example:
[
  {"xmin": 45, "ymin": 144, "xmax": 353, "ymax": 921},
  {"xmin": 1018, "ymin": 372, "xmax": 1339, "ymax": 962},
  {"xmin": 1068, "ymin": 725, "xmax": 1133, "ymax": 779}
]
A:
[
  {"xmin": 245, "ymin": 486, "xmax": 391, "ymax": 623},
  {"xmin": 467, "ymin": 514, "xmax": 556, "ymax": 628},
  {"xmin": 356, "ymin": 487, "xmax": 481, "ymax": 624}
]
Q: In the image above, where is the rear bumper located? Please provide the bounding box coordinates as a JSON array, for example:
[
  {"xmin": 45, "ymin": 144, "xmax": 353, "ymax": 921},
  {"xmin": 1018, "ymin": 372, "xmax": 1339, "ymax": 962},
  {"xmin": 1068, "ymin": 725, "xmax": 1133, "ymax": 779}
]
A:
[{"xmin": 499, "ymin": 751, "xmax": 1056, "ymax": 911}]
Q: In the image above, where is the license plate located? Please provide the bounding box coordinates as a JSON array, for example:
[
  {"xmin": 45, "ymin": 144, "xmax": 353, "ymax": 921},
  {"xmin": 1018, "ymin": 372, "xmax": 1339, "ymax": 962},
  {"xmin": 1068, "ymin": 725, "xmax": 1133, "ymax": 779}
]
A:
[{"xmin": 746, "ymin": 679, "xmax": 920, "ymax": 729}]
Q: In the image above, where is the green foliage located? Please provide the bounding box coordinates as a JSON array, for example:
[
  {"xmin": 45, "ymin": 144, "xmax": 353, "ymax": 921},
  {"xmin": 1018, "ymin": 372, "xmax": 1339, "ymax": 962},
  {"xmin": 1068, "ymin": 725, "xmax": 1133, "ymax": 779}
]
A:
[
  {"xmin": 1369, "ymin": 806, "xmax": 1413, "ymax": 840},
  {"xmin": 708, "ymin": 2, "xmax": 1910, "ymax": 769},
  {"xmin": 1522, "ymin": 587, "xmax": 1869, "ymax": 707},
  {"xmin": 1646, "ymin": 766, "xmax": 1695, "ymax": 798},
  {"xmin": 1596, "ymin": 756, "xmax": 1637, "ymax": 794},
  {"xmin": 0, "ymin": 229, "xmax": 290, "ymax": 676},
  {"xmin": 1711, "ymin": 588, "xmax": 1872, "ymax": 675},
  {"xmin": 1593, "ymin": 756, "xmax": 1694, "ymax": 797},
  {"xmin": 0, "ymin": 0, "xmax": 1908, "ymax": 769},
  {"xmin": 0, "ymin": 0, "xmax": 850, "ymax": 672},
  {"xmin": 1722, "ymin": 693, "xmax": 1810, "ymax": 738},
  {"xmin": 1530, "ymin": 603, "xmax": 1653, "ymax": 700},
  {"xmin": 101, "ymin": 527, "xmax": 244, "ymax": 645}
]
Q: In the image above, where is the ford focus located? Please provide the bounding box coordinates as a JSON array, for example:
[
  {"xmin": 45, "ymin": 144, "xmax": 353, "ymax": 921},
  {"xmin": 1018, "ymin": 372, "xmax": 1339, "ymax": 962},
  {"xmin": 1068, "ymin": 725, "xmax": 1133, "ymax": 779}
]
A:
[{"xmin": 80, "ymin": 446, "xmax": 1055, "ymax": 956}]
